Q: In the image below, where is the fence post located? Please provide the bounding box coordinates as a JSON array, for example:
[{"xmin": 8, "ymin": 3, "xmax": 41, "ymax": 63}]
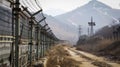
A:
[
  {"xmin": 11, "ymin": 2, "xmax": 15, "ymax": 67},
  {"xmin": 40, "ymin": 33, "xmax": 43, "ymax": 58},
  {"xmin": 35, "ymin": 25, "xmax": 39, "ymax": 60},
  {"xmin": 14, "ymin": 0, "xmax": 21, "ymax": 67},
  {"xmin": 29, "ymin": 19, "xmax": 33, "ymax": 66}
]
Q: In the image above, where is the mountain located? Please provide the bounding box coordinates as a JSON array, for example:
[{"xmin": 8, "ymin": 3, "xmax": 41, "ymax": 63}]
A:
[
  {"xmin": 41, "ymin": 0, "xmax": 120, "ymax": 44},
  {"xmin": 55, "ymin": 0, "xmax": 120, "ymax": 34},
  {"xmin": 44, "ymin": 14, "xmax": 78, "ymax": 44}
]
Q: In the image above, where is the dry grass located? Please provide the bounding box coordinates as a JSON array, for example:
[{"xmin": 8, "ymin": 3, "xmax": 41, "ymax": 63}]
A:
[
  {"xmin": 76, "ymin": 39, "xmax": 120, "ymax": 62},
  {"xmin": 97, "ymin": 40, "xmax": 113, "ymax": 49},
  {"xmin": 46, "ymin": 56, "xmax": 80, "ymax": 67},
  {"xmin": 92, "ymin": 61, "xmax": 112, "ymax": 67},
  {"xmin": 45, "ymin": 45, "xmax": 70, "ymax": 56},
  {"xmin": 46, "ymin": 45, "xmax": 81, "ymax": 67},
  {"xmin": 76, "ymin": 39, "xmax": 113, "ymax": 52}
]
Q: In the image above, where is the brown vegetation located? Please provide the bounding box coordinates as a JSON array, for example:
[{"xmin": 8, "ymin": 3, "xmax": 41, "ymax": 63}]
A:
[
  {"xmin": 92, "ymin": 61, "xmax": 112, "ymax": 67},
  {"xmin": 76, "ymin": 38, "xmax": 120, "ymax": 62},
  {"xmin": 46, "ymin": 45, "xmax": 81, "ymax": 67}
]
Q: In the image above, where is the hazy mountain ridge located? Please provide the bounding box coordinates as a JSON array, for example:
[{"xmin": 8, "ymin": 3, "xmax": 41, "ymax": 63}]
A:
[
  {"xmin": 45, "ymin": 14, "xmax": 78, "ymax": 44},
  {"xmin": 55, "ymin": 0, "xmax": 120, "ymax": 34}
]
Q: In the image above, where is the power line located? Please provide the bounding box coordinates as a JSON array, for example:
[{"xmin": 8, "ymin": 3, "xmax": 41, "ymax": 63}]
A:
[{"xmin": 78, "ymin": 25, "xmax": 82, "ymax": 38}]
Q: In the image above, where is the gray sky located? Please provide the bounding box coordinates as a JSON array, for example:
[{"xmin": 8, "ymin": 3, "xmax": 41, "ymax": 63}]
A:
[{"xmin": 37, "ymin": 0, "xmax": 120, "ymax": 16}]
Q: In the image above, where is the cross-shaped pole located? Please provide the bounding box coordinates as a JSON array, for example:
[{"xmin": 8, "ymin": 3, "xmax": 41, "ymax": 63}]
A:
[{"xmin": 88, "ymin": 17, "xmax": 96, "ymax": 36}]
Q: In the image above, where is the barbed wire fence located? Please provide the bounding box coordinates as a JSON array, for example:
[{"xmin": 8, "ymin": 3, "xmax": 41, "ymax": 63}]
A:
[{"xmin": 0, "ymin": 0, "xmax": 59, "ymax": 67}]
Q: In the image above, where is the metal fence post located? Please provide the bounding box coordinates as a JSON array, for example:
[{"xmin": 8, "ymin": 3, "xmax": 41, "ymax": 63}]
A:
[
  {"xmin": 43, "ymin": 33, "xmax": 45, "ymax": 57},
  {"xmin": 40, "ymin": 33, "xmax": 43, "ymax": 58},
  {"xmin": 11, "ymin": 2, "xmax": 15, "ymax": 67},
  {"xmin": 14, "ymin": 0, "xmax": 20, "ymax": 67},
  {"xmin": 38, "ymin": 29, "xmax": 41, "ymax": 58},
  {"xmin": 29, "ymin": 19, "xmax": 33, "ymax": 66},
  {"xmin": 35, "ymin": 25, "xmax": 39, "ymax": 60}
]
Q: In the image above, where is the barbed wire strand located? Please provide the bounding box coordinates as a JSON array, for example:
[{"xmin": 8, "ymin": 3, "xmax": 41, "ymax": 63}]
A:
[
  {"xmin": 30, "ymin": 0, "xmax": 40, "ymax": 10},
  {"xmin": 21, "ymin": 0, "xmax": 34, "ymax": 12},
  {"xmin": 25, "ymin": 0, "xmax": 38, "ymax": 11}
]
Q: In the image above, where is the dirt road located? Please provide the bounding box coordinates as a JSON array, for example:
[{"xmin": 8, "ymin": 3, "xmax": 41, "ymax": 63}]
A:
[
  {"xmin": 65, "ymin": 47, "xmax": 120, "ymax": 67},
  {"xmin": 45, "ymin": 44, "xmax": 120, "ymax": 67}
]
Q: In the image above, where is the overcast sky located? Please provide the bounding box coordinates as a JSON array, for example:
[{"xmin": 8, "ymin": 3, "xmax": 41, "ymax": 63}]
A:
[{"xmin": 37, "ymin": 0, "xmax": 120, "ymax": 16}]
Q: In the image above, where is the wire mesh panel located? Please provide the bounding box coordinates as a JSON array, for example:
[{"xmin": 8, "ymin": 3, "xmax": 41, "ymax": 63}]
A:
[
  {"xmin": 40, "ymin": 21, "xmax": 46, "ymax": 27},
  {"xmin": 35, "ymin": 12, "xmax": 44, "ymax": 22},
  {"xmin": 0, "ymin": 6, "xmax": 12, "ymax": 36},
  {"xmin": 0, "ymin": 5, "xmax": 12, "ymax": 66},
  {"xmin": 19, "ymin": 15, "xmax": 29, "ymax": 45}
]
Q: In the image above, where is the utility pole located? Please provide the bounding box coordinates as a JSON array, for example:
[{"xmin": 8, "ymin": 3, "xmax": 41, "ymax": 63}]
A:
[
  {"xmin": 88, "ymin": 27, "xmax": 90, "ymax": 36},
  {"xmin": 14, "ymin": 0, "xmax": 20, "ymax": 67},
  {"xmin": 78, "ymin": 25, "xmax": 82, "ymax": 39},
  {"xmin": 88, "ymin": 17, "xmax": 96, "ymax": 36}
]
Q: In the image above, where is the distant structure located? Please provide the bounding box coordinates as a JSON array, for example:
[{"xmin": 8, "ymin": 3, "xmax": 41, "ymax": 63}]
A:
[
  {"xmin": 78, "ymin": 25, "xmax": 82, "ymax": 39},
  {"xmin": 88, "ymin": 17, "xmax": 96, "ymax": 36},
  {"xmin": 92, "ymin": 0, "xmax": 97, "ymax": 1},
  {"xmin": 88, "ymin": 27, "xmax": 90, "ymax": 36}
]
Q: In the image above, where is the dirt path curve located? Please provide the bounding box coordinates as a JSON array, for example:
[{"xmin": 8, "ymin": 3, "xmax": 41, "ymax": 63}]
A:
[{"xmin": 64, "ymin": 47, "xmax": 120, "ymax": 67}]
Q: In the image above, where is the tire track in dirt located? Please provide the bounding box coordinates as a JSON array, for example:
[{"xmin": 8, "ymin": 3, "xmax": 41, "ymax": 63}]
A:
[
  {"xmin": 65, "ymin": 47, "xmax": 97, "ymax": 67},
  {"xmin": 66, "ymin": 47, "xmax": 120, "ymax": 67}
]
